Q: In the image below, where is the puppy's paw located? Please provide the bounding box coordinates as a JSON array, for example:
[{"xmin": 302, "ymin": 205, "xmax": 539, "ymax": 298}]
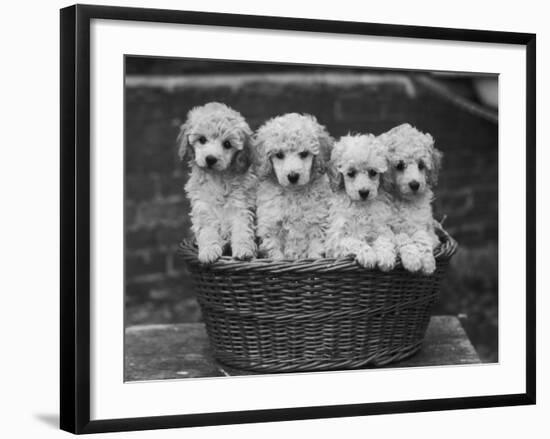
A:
[
  {"xmin": 198, "ymin": 244, "xmax": 223, "ymax": 264},
  {"xmin": 307, "ymin": 241, "xmax": 325, "ymax": 259},
  {"xmin": 232, "ymin": 244, "xmax": 256, "ymax": 261},
  {"xmin": 400, "ymin": 249, "xmax": 422, "ymax": 273},
  {"xmin": 377, "ymin": 250, "xmax": 397, "ymax": 272},
  {"xmin": 267, "ymin": 249, "xmax": 285, "ymax": 260},
  {"xmin": 420, "ymin": 254, "xmax": 436, "ymax": 275},
  {"xmin": 307, "ymin": 250, "xmax": 325, "ymax": 259},
  {"xmin": 355, "ymin": 247, "xmax": 377, "ymax": 269}
]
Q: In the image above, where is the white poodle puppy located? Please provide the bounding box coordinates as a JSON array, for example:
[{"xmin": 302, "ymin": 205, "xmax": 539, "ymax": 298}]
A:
[
  {"xmin": 325, "ymin": 134, "xmax": 397, "ymax": 271},
  {"xmin": 253, "ymin": 113, "xmax": 333, "ymax": 259},
  {"xmin": 380, "ymin": 123, "xmax": 442, "ymax": 274},
  {"xmin": 178, "ymin": 102, "xmax": 256, "ymax": 264}
]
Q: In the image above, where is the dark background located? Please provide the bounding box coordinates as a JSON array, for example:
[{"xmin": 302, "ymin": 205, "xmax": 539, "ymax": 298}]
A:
[{"xmin": 124, "ymin": 56, "xmax": 498, "ymax": 362}]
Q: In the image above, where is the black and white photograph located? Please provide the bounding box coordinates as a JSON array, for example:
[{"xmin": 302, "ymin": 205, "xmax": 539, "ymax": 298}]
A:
[
  {"xmin": 56, "ymin": 3, "xmax": 536, "ymax": 433},
  {"xmin": 1, "ymin": 0, "xmax": 544, "ymax": 436},
  {"xmin": 124, "ymin": 56, "xmax": 499, "ymax": 380}
]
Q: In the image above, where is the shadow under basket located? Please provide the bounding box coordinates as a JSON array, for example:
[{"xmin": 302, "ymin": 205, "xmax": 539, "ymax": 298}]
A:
[{"xmin": 178, "ymin": 230, "xmax": 458, "ymax": 373}]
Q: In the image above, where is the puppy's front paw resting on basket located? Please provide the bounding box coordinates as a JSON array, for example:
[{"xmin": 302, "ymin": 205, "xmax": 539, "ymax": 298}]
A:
[
  {"xmin": 198, "ymin": 244, "xmax": 223, "ymax": 264},
  {"xmin": 307, "ymin": 250, "xmax": 325, "ymax": 259},
  {"xmin": 269, "ymin": 250, "xmax": 285, "ymax": 260},
  {"xmin": 355, "ymin": 246, "xmax": 378, "ymax": 269},
  {"xmin": 232, "ymin": 243, "xmax": 256, "ymax": 261},
  {"xmin": 399, "ymin": 244, "xmax": 423, "ymax": 273},
  {"xmin": 376, "ymin": 248, "xmax": 397, "ymax": 272},
  {"xmin": 420, "ymin": 253, "xmax": 437, "ymax": 275},
  {"xmin": 307, "ymin": 240, "xmax": 325, "ymax": 259},
  {"xmin": 260, "ymin": 246, "xmax": 285, "ymax": 260}
]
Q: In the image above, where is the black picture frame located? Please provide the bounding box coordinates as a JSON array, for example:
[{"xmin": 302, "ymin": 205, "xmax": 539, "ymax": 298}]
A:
[{"xmin": 60, "ymin": 4, "xmax": 536, "ymax": 434}]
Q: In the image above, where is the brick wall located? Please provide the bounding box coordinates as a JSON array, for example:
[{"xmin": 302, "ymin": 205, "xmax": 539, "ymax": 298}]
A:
[{"xmin": 124, "ymin": 66, "xmax": 498, "ymax": 360}]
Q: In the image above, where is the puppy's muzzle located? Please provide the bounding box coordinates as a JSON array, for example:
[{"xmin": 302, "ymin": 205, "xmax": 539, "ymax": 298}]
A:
[
  {"xmin": 408, "ymin": 180, "xmax": 420, "ymax": 192},
  {"xmin": 287, "ymin": 172, "xmax": 300, "ymax": 184},
  {"xmin": 205, "ymin": 155, "xmax": 218, "ymax": 168},
  {"xmin": 359, "ymin": 189, "xmax": 370, "ymax": 200}
]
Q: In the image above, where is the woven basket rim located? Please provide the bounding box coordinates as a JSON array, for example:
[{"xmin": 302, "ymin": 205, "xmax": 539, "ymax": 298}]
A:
[{"xmin": 177, "ymin": 225, "xmax": 458, "ymax": 273}]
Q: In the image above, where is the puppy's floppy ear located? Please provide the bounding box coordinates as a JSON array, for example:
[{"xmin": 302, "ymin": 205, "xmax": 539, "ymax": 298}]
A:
[
  {"xmin": 376, "ymin": 132, "xmax": 396, "ymax": 194},
  {"xmin": 378, "ymin": 169, "xmax": 394, "ymax": 194},
  {"xmin": 426, "ymin": 135, "xmax": 442, "ymax": 186},
  {"xmin": 327, "ymin": 140, "xmax": 344, "ymax": 192},
  {"xmin": 251, "ymin": 131, "xmax": 274, "ymax": 180},
  {"xmin": 316, "ymin": 127, "xmax": 333, "ymax": 175},
  {"xmin": 310, "ymin": 118, "xmax": 333, "ymax": 177},
  {"xmin": 176, "ymin": 122, "xmax": 193, "ymax": 161},
  {"xmin": 231, "ymin": 130, "xmax": 253, "ymax": 174},
  {"xmin": 327, "ymin": 160, "xmax": 344, "ymax": 192}
]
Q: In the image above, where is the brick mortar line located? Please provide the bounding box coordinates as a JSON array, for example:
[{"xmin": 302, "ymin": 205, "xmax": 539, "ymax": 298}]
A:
[{"xmin": 125, "ymin": 72, "xmax": 416, "ymax": 96}]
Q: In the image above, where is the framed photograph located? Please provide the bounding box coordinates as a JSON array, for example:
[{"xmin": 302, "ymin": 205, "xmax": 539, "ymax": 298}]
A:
[{"xmin": 60, "ymin": 4, "xmax": 536, "ymax": 434}]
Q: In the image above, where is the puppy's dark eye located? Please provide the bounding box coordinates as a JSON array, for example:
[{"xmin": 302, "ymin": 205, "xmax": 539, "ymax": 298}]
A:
[
  {"xmin": 223, "ymin": 140, "xmax": 232, "ymax": 149},
  {"xmin": 347, "ymin": 170, "xmax": 357, "ymax": 178},
  {"xmin": 418, "ymin": 160, "xmax": 426, "ymax": 170},
  {"xmin": 396, "ymin": 161, "xmax": 405, "ymax": 171},
  {"xmin": 198, "ymin": 136, "xmax": 207, "ymax": 145},
  {"xmin": 299, "ymin": 151, "xmax": 309, "ymax": 159},
  {"xmin": 368, "ymin": 169, "xmax": 378, "ymax": 178},
  {"xmin": 275, "ymin": 152, "xmax": 285, "ymax": 159}
]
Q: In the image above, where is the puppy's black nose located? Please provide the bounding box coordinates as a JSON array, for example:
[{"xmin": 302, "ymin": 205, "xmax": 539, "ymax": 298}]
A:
[
  {"xmin": 287, "ymin": 172, "xmax": 300, "ymax": 184},
  {"xmin": 205, "ymin": 155, "xmax": 218, "ymax": 167},
  {"xmin": 359, "ymin": 189, "xmax": 370, "ymax": 200},
  {"xmin": 409, "ymin": 181, "xmax": 420, "ymax": 191}
]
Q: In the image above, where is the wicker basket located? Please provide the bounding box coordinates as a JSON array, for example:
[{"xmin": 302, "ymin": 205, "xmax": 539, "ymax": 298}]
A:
[{"xmin": 178, "ymin": 230, "xmax": 457, "ymax": 373}]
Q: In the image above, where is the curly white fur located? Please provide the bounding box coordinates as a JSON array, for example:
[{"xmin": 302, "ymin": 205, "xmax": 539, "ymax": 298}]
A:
[
  {"xmin": 379, "ymin": 123, "xmax": 443, "ymax": 274},
  {"xmin": 325, "ymin": 134, "xmax": 397, "ymax": 270},
  {"xmin": 178, "ymin": 102, "xmax": 256, "ymax": 264},
  {"xmin": 253, "ymin": 113, "xmax": 333, "ymax": 259}
]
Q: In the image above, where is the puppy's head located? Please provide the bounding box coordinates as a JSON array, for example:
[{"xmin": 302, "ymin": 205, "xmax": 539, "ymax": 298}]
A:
[
  {"xmin": 253, "ymin": 113, "xmax": 332, "ymax": 188},
  {"xmin": 380, "ymin": 124, "xmax": 442, "ymax": 199},
  {"xmin": 177, "ymin": 102, "xmax": 252, "ymax": 173},
  {"xmin": 329, "ymin": 134, "xmax": 388, "ymax": 202}
]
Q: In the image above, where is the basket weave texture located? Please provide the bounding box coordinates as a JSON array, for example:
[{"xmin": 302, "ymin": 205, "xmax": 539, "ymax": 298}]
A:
[{"xmin": 178, "ymin": 232, "xmax": 458, "ymax": 373}]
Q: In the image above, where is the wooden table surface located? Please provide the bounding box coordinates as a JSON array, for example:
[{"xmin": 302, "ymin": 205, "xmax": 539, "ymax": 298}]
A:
[{"xmin": 125, "ymin": 316, "xmax": 480, "ymax": 381}]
